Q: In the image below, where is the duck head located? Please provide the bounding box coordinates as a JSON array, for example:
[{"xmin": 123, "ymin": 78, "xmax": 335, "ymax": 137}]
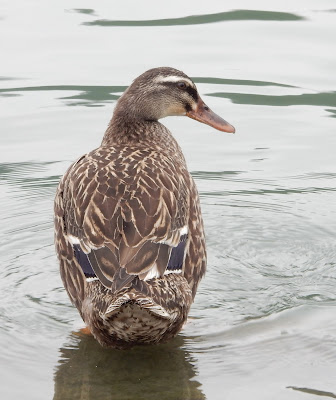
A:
[{"xmin": 112, "ymin": 67, "xmax": 235, "ymax": 133}]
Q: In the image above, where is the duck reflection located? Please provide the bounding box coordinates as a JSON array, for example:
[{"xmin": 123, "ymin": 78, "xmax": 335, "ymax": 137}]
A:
[{"xmin": 53, "ymin": 333, "xmax": 205, "ymax": 400}]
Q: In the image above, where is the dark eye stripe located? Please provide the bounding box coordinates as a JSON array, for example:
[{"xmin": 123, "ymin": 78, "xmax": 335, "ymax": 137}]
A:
[
  {"xmin": 161, "ymin": 81, "xmax": 199, "ymax": 102},
  {"xmin": 185, "ymin": 86, "xmax": 198, "ymax": 102}
]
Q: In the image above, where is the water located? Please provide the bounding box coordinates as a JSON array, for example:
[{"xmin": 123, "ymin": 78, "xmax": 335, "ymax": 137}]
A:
[{"xmin": 1, "ymin": 1, "xmax": 336, "ymax": 399}]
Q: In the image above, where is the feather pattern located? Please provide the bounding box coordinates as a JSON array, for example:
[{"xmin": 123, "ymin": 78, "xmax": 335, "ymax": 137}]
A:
[{"xmin": 53, "ymin": 67, "xmax": 224, "ymax": 349}]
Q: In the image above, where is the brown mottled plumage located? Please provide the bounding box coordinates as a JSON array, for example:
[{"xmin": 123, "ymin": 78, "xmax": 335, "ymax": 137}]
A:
[{"xmin": 54, "ymin": 67, "xmax": 234, "ymax": 348}]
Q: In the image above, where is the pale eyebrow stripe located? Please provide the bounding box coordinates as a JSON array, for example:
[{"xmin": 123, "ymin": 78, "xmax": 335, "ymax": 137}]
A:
[{"xmin": 154, "ymin": 75, "xmax": 194, "ymax": 86}]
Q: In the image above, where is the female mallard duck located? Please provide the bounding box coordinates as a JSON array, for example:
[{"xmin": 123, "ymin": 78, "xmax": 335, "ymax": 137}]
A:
[{"xmin": 54, "ymin": 67, "xmax": 235, "ymax": 348}]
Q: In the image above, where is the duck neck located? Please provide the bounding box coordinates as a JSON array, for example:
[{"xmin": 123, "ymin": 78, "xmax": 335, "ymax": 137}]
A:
[
  {"xmin": 102, "ymin": 110, "xmax": 185, "ymax": 161},
  {"xmin": 102, "ymin": 90, "xmax": 170, "ymax": 145},
  {"xmin": 102, "ymin": 108, "xmax": 174, "ymax": 149}
]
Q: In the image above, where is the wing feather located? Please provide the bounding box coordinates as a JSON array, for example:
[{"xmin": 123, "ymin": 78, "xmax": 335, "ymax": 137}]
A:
[
  {"xmin": 63, "ymin": 146, "xmax": 190, "ymax": 292},
  {"xmin": 123, "ymin": 241, "xmax": 160, "ymax": 274}
]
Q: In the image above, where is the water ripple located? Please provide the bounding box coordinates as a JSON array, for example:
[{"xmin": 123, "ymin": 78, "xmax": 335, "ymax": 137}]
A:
[
  {"xmin": 70, "ymin": 8, "xmax": 96, "ymax": 16},
  {"xmin": 208, "ymin": 90, "xmax": 336, "ymax": 108},
  {"xmin": 0, "ymin": 85, "xmax": 125, "ymax": 107},
  {"xmin": 287, "ymin": 386, "xmax": 336, "ymax": 399},
  {"xmin": 82, "ymin": 10, "xmax": 305, "ymax": 27},
  {"xmin": 194, "ymin": 77, "xmax": 295, "ymax": 88}
]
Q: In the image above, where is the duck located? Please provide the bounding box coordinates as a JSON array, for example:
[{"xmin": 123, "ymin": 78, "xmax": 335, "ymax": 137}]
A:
[{"xmin": 54, "ymin": 67, "xmax": 235, "ymax": 348}]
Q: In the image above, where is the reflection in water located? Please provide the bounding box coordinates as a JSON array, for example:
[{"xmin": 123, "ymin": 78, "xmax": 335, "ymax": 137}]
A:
[
  {"xmin": 0, "ymin": 76, "xmax": 21, "ymax": 81},
  {"xmin": 53, "ymin": 334, "xmax": 205, "ymax": 400},
  {"xmin": 208, "ymin": 91, "xmax": 336, "ymax": 109},
  {"xmin": 193, "ymin": 77, "xmax": 294, "ymax": 88},
  {"xmin": 82, "ymin": 10, "xmax": 304, "ymax": 27},
  {"xmin": 0, "ymin": 85, "xmax": 125, "ymax": 107},
  {"xmin": 71, "ymin": 9, "xmax": 96, "ymax": 16},
  {"xmin": 326, "ymin": 108, "xmax": 336, "ymax": 118},
  {"xmin": 287, "ymin": 386, "xmax": 336, "ymax": 399}
]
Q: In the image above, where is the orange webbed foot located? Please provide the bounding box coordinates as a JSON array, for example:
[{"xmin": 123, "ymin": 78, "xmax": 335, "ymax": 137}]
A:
[{"xmin": 73, "ymin": 326, "xmax": 93, "ymax": 337}]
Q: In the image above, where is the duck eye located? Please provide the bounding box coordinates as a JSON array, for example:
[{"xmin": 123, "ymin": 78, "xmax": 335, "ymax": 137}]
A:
[{"xmin": 177, "ymin": 81, "xmax": 187, "ymax": 90}]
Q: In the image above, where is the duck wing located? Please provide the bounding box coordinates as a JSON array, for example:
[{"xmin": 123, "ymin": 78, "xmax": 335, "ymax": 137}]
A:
[{"xmin": 60, "ymin": 146, "xmax": 190, "ymax": 292}]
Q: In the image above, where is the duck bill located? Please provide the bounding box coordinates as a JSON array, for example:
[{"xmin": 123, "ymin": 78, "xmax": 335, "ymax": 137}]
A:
[{"xmin": 186, "ymin": 98, "xmax": 235, "ymax": 133}]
